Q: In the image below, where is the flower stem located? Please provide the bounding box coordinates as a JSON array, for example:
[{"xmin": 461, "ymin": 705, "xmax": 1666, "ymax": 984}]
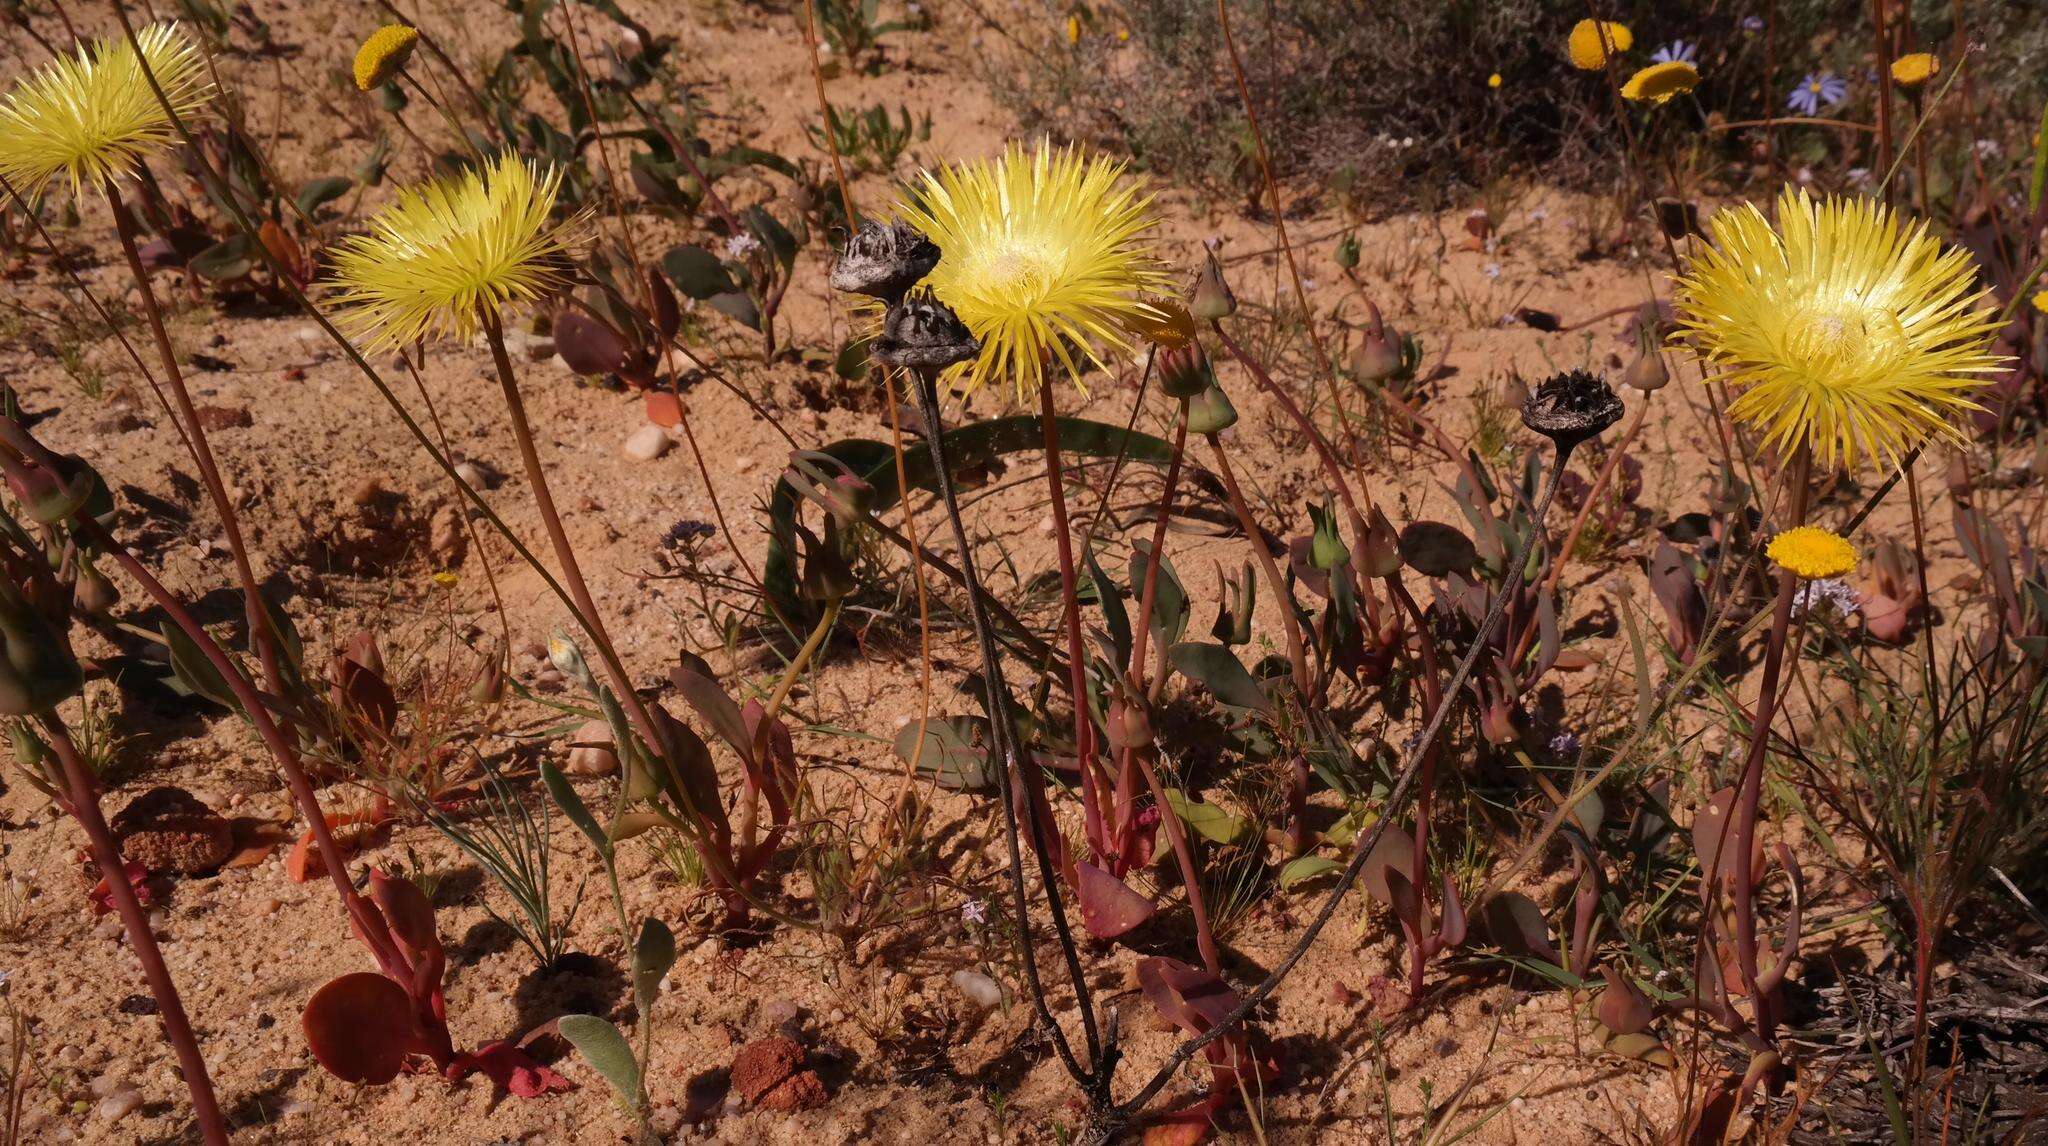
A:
[
  {"xmin": 1726, "ymin": 444, "xmax": 1812, "ymax": 1045},
  {"xmin": 40, "ymin": 719, "xmax": 227, "ymax": 1146},
  {"xmin": 101, "ymin": 179, "xmax": 284, "ymax": 703},
  {"xmin": 1036, "ymin": 383, "xmax": 1105, "ymax": 854}
]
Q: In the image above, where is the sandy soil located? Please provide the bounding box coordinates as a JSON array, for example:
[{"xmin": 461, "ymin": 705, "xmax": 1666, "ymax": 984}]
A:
[{"xmin": 0, "ymin": 2, "xmax": 1967, "ymax": 1144}]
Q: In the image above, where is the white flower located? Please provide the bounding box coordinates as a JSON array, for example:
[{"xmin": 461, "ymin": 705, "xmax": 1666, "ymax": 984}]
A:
[
  {"xmin": 1482, "ymin": 263, "xmax": 1502, "ymax": 279},
  {"xmin": 723, "ymin": 232, "xmax": 762, "ymax": 261},
  {"xmin": 1793, "ymin": 577, "xmax": 1860, "ymax": 619},
  {"xmin": 961, "ymin": 899, "xmax": 987, "ymax": 925}
]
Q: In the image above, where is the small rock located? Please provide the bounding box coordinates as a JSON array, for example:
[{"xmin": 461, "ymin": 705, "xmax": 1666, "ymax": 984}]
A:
[
  {"xmin": 950, "ymin": 970, "xmax": 1003, "ymax": 1010},
  {"xmin": 757, "ymin": 1070, "xmax": 827, "ymax": 1112},
  {"xmin": 192, "ymin": 404, "xmax": 251, "ymax": 430},
  {"xmin": 429, "ymin": 504, "xmax": 467, "ymax": 568},
  {"xmin": 729, "ymin": 1036, "xmax": 804, "ymax": 1104},
  {"xmin": 623, "ymin": 424, "xmax": 673, "ymax": 461},
  {"xmin": 562, "ymin": 719, "xmax": 619, "ymax": 777},
  {"xmin": 758, "ymin": 999, "xmax": 804, "ymax": 1033},
  {"xmin": 691, "ymin": 937, "xmax": 723, "ymax": 964},
  {"xmin": 733, "ymin": 455, "xmax": 756, "ymax": 473},
  {"xmin": 93, "ymin": 1086, "xmax": 143, "ymax": 1123},
  {"xmin": 453, "ymin": 460, "xmax": 499, "ymax": 490},
  {"xmin": 111, "ymin": 786, "xmax": 233, "ymax": 874}
]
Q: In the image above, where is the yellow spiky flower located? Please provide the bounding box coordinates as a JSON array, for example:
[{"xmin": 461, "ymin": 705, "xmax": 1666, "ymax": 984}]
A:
[
  {"xmin": 1568, "ymin": 19, "xmax": 1632, "ymax": 71},
  {"xmin": 1621, "ymin": 61, "xmax": 1699, "ymax": 105},
  {"xmin": 0, "ymin": 22, "xmax": 213, "ymax": 199},
  {"xmin": 353, "ymin": 24, "xmax": 420, "ymax": 92},
  {"xmin": 895, "ymin": 142, "xmax": 1165, "ymax": 399},
  {"xmin": 1672, "ymin": 186, "xmax": 2005, "ymax": 470},
  {"xmin": 1766, "ymin": 526, "xmax": 1857, "ymax": 580},
  {"xmin": 1890, "ymin": 52, "xmax": 1939, "ymax": 91},
  {"xmin": 328, "ymin": 153, "xmax": 581, "ymax": 351}
]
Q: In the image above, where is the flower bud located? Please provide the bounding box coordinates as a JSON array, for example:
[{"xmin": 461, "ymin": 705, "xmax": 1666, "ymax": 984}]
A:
[
  {"xmin": 1350, "ymin": 328, "xmax": 1403, "ymax": 385},
  {"xmin": 548, "ymin": 635, "xmax": 594, "ymax": 689},
  {"xmin": 73, "ymin": 563, "xmax": 118, "ymax": 617},
  {"xmin": 1105, "ymin": 699, "xmax": 1153, "ymax": 750},
  {"xmin": 1184, "ymin": 383, "xmax": 1238, "ymax": 435},
  {"xmin": 1191, "ymin": 244, "xmax": 1236, "ymax": 320},
  {"xmin": 1624, "ymin": 323, "xmax": 1669, "ymax": 392},
  {"xmin": 1334, "ymin": 232, "xmax": 1360, "ymax": 270},
  {"xmin": 1158, "ymin": 340, "xmax": 1215, "ymax": 400},
  {"xmin": 1360, "ymin": 508, "xmax": 1403, "ymax": 579},
  {"xmin": 1308, "ymin": 499, "xmax": 1346, "ymax": 570},
  {"xmin": 1210, "ymin": 560, "xmax": 1256, "ymax": 646},
  {"xmin": 0, "ymin": 576, "xmax": 81, "ymax": 717}
]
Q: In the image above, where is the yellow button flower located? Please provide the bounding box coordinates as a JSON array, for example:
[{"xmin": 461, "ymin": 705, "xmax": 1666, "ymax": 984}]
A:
[
  {"xmin": 1568, "ymin": 19, "xmax": 1632, "ymax": 70},
  {"xmin": 1767, "ymin": 526, "xmax": 1858, "ymax": 580},
  {"xmin": 353, "ymin": 24, "xmax": 419, "ymax": 92},
  {"xmin": 1621, "ymin": 61, "xmax": 1699, "ymax": 105},
  {"xmin": 1890, "ymin": 52, "xmax": 1939, "ymax": 91}
]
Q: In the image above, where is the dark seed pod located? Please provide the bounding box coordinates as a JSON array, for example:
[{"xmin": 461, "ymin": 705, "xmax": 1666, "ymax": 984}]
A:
[
  {"xmin": 1521, "ymin": 369, "xmax": 1625, "ymax": 451},
  {"xmin": 829, "ymin": 220, "xmax": 941, "ymax": 304},
  {"xmin": 872, "ymin": 291, "xmax": 980, "ymax": 372}
]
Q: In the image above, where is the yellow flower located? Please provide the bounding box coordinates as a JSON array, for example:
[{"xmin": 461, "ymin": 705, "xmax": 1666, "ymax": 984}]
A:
[
  {"xmin": 1672, "ymin": 187, "xmax": 2005, "ymax": 469},
  {"xmin": 2032, "ymin": 289, "xmax": 2048, "ymax": 315},
  {"xmin": 1568, "ymin": 19, "xmax": 1632, "ymax": 70},
  {"xmin": 896, "ymin": 142, "xmax": 1166, "ymax": 398},
  {"xmin": 1488, "ymin": 73, "xmax": 1503, "ymax": 89},
  {"xmin": 0, "ymin": 22, "xmax": 213, "ymax": 198},
  {"xmin": 328, "ymin": 153, "xmax": 582, "ymax": 351},
  {"xmin": 1066, "ymin": 14, "xmax": 1080, "ymax": 44},
  {"xmin": 1766, "ymin": 526, "xmax": 1857, "ymax": 580},
  {"xmin": 431, "ymin": 570, "xmax": 459, "ymax": 588},
  {"xmin": 353, "ymin": 24, "xmax": 419, "ymax": 92},
  {"xmin": 1890, "ymin": 52, "xmax": 1939, "ymax": 91},
  {"xmin": 1621, "ymin": 61, "xmax": 1698, "ymax": 105}
]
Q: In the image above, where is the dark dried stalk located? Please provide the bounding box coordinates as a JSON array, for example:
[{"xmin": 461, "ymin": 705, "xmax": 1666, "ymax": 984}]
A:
[{"xmin": 906, "ymin": 366, "xmax": 1108, "ymax": 1099}]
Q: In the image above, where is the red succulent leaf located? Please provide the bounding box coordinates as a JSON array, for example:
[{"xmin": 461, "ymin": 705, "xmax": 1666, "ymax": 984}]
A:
[
  {"xmin": 303, "ymin": 972, "xmax": 429, "ymax": 1084},
  {"xmin": 448, "ymin": 1041, "xmax": 575, "ymax": 1098},
  {"xmin": 87, "ymin": 859, "xmax": 153, "ymax": 916},
  {"xmin": 1072, "ymin": 862, "xmax": 1156, "ymax": 940}
]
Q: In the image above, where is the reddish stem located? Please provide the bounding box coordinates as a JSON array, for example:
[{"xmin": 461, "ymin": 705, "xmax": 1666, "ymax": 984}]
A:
[{"xmin": 43, "ymin": 721, "xmax": 228, "ymax": 1145}]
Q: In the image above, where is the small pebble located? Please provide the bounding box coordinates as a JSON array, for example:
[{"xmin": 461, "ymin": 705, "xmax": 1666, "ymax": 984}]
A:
[
  {"xmin": 623, "ymin": 424, "xmax": 673, "ymax": 461},
  {"xmin": 951, "ymin": 970, "xmax": 1003, "ymax": 1010},
  {"xmin": 93, "ymin": 1086, "xmax": 143, "ymax": 1123}
]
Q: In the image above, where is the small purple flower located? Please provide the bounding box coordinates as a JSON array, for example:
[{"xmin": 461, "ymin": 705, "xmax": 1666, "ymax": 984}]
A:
[
  {"xmin": 1652, "ymin": 40, "xmax": 1697, "ymax": 65},
  {"xmin": 1549, "ymin": 731, "xmax": 1582, "ymax": 759},
  {"xmin": 1740, "ymin": 15, "xmax": 1764, "ymax": 33},
  {"xmin": 960, "ymin": 899, "xmax": 987, "ymax": 926},
  {"xmin": 661, "ymin": 519, "xmax": 716, "ymax": 552},
  {"xmin": 1787, "ymin": 72, "xmax": 1847, "ymax": 116}
]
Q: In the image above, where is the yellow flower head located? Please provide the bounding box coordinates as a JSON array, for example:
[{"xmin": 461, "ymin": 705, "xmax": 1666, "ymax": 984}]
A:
[
  {"xmin": 1766, "ymin": 525, "xmax": 1857, "ymax": 580},
  {"xmin": 895, "ymin": 142, "xmax": 1166, "ymax": 399},
  {"xmin": 1890, "ymin": 52, "xmax": 1939, "ymax": 91},
  {"xmin": 1621, "ymin": 61, "xmax": 1699, "ymax": 105},
  {"xmin": 2032, "ymin": 289, "xmax": 2048, "ymax": 315},
  {"xmin": 1672, "ymin": 187, "xmax": 2005, "ymax": 469},
  {"xmin": 328, "ymin": 153, "xmax": 581, "ymax": 351},
  {"xmin": 1488, "ymin": 72, "xmax": 1503, "ymax": 89},
  {"xmin": 0, "ymin": 22, "xmax": 213, "ymax": 198},
  {"xmin": 354, "ymin": 24, "xmax": 420, "ymax": 92},
  {"xmin": 1568, "ymin": 19, "xmax": 1632, "ymax": 70}
]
